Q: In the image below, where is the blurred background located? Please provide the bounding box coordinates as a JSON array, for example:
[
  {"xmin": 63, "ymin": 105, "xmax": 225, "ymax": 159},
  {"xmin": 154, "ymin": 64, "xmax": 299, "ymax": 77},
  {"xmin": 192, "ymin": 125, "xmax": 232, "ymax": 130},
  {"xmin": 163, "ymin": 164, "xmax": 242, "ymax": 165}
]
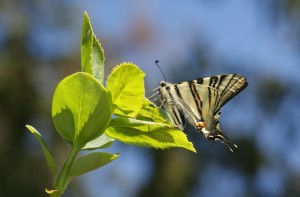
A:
[{"xmin": 1, "ymin": 0, "xmax": 300, "ymax": 197}]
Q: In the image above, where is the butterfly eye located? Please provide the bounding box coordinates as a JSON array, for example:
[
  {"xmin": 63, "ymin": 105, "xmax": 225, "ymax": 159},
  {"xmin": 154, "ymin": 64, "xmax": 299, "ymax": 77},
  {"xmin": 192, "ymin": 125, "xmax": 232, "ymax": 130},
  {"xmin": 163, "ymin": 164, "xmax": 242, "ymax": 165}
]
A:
[{"xmin": 160, "ymin": 81, "xmax": 166, "ymax": 87}]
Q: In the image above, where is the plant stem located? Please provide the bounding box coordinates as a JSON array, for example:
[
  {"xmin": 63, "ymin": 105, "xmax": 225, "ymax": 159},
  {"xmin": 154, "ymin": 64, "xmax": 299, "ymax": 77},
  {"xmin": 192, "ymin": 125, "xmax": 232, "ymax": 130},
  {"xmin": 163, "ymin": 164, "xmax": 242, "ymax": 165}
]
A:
[{"xmin": 51, "ymin": 145, "xmax": 81, "ymax": 196}]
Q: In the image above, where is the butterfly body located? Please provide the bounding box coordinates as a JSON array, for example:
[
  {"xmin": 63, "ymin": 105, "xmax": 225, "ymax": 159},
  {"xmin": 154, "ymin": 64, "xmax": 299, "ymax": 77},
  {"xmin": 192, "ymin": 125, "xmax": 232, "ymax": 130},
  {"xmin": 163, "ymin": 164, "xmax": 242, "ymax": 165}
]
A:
[{"xmin": 158, "ymin": 74, "xmax": 248, "ymax": 152}]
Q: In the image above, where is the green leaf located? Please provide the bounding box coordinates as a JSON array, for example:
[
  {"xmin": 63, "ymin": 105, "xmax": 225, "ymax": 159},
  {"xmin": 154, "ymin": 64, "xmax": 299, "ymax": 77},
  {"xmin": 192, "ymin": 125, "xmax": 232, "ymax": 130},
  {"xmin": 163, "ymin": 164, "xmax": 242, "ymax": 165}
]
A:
[
  {"xmin": 26, "ymin": 125, "xmax": 57, "ymax": 176},
  {"xmin": 82, "ymin": 133, "xmax": 114, "ymax": 150},
  {"xmin": 52, "ymin": 72, "xmax": 112, "ymax": 147},
  {"xmin": 109, "ymin": 117, "xmax": 171, "ymax": 132},
  {"xmin": 106, "ymin": 97, "xmax": 195, "ymax": 152},
  {"xmin": 68, "ymin": 152, "xmax": 119, "ymax": 178},
  {"xmin": 106, "ymin": 63, "xmax": 145, "ymax": 117},
  {"xmin": 81, "ymin": 12, "xmax": 93, "ymax": 75},
  {"xmin": 106, "ymin": 123, "xmax": 196, "ymax": 152},
  {"xmin": 81, "ymin": 12, "xmax": 105, "ymax": 84},
  {"xmin": 137, "ymin": 98, "xmax": 170, "ymax": 124},
  {"xmin": 92, "ymin": 34, "xmax": 105, "ymax": 84}
]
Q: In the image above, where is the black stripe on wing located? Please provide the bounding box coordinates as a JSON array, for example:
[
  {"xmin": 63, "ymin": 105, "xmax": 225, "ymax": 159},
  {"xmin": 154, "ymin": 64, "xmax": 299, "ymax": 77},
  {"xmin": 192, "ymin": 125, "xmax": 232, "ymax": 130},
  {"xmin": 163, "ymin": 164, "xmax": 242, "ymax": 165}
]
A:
[
  {"xmin": 217, "ymin": 74, "xmax": 248, "ymax": 107},
  {"xmin": 194, "ymin": 74, "xmax": 248, "ymax": 107},
  {"xmin": 188, "ymin": 74, "xmax": 247, "ymax": 117},
  {"xmin": 188, "ymin": 81, "xmax": 204, "ymax": 119},
  {"xmin": 165, "ymin": 84, "xmax": 186, "ymax": 129}
]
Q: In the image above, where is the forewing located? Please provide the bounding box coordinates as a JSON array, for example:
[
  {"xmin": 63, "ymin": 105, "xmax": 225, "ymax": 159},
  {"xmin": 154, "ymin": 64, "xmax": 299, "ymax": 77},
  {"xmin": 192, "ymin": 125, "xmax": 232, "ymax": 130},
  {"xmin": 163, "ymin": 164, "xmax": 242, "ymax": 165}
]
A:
[
  {"xmin": 171, "ymin": 81, "xmax": 219, "ymax": 125},
  {"xmin": 159, "ymin": 83, "xmax": 186, "ymax": 130},
  {"xmin": 190, "ymin": 74, "xmax": 247, "ymax": 114},
  {"xmin": 159, "ymin": 81, "xmax": 207, "ymax": 129}
]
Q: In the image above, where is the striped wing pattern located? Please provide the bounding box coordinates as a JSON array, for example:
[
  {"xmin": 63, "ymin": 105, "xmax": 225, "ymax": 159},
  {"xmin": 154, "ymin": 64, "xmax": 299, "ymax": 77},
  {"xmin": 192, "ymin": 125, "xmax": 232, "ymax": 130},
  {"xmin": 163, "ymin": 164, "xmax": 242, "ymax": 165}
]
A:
[{"xmin": 159, "ymin": 74, "xmax": 248, "ymax": 151}]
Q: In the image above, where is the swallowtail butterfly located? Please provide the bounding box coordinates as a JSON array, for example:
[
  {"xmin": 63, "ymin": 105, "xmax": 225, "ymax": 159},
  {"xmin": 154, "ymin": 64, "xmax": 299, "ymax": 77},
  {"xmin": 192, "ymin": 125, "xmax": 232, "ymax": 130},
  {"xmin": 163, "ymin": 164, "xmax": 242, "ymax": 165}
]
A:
[{"xmin": 158, "ymin": 74, "xmax": 248, "ymax": 152}]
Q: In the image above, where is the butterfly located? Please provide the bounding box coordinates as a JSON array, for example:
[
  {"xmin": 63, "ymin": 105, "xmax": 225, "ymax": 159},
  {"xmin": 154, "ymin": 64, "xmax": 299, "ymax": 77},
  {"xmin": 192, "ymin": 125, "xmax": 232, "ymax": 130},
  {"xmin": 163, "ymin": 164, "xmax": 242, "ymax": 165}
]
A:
[{"xmin": 158, "ymin": 74, "xmax": 248, "ymax": 152}]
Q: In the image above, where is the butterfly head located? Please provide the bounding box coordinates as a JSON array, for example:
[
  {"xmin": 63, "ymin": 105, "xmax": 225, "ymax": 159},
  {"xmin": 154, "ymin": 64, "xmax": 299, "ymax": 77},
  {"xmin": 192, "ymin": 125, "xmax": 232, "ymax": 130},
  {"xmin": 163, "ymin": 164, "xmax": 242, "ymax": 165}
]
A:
[
  {"xmin": 158, "ymin": 81, "xmax": 170, "ymax": 101},
  {"xmin": 159, "ymin": 81, "xmax": 167, "ymax": 87}
]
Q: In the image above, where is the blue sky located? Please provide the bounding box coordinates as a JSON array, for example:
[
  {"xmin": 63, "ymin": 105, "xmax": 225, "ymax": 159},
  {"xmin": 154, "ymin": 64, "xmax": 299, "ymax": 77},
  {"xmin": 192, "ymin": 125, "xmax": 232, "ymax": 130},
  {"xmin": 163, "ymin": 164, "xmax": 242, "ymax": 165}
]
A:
[{"xmin": 28, "ymin": 1, "xmax": 300, "ymax": 84}]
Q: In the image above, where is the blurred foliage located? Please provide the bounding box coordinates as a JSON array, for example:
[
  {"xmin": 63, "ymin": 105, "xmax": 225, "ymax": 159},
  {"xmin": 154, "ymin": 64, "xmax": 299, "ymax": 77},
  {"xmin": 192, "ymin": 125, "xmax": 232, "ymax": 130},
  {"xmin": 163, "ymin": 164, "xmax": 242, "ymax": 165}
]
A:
[
  {"xmin": 0, "ymin": 36, "xmax": 48, "ymax": 196},
  {"xmin": 286, "ymin": 0, "xmax": 300, "ymax": 17},
  {"xmin": 0, "ymin": 1, "xmax": 81, "ymax": 197},
  {"xmin": 138, "ymin": 149, "xmax": 200, "ymax": 197},
  {"xmin": 256, "ymin": 78, "xmax": 288, "ymax": 115}
]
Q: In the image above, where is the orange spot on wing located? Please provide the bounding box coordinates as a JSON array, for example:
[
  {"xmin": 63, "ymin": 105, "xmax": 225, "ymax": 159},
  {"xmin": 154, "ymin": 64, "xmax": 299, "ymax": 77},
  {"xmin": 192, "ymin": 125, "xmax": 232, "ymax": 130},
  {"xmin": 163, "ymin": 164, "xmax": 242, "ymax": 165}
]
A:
[{"xmin": 196, "ymin": 122, "xmax": 206, "ymax": 128}]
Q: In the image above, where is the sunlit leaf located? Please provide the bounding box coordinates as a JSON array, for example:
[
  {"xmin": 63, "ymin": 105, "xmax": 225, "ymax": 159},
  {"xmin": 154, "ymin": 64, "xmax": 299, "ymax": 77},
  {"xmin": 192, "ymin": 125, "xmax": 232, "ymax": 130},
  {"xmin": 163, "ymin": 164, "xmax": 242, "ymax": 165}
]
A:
[
  {"xmin": 81, "ymin": 12, "xmax": 105, "ymax": 84},
  {"xmin": 81, "ymin": 12, "xmax": 93, "ymax": 75},
  {"xmin": 106, "ymin": 124, "xmax": 196, "ymax": 152},
  {"xmin": 106, "ymin": 63, "xmax": 145, "ymax": 117},
  {"xmin": 52, "ymin": 72, "xmax": 112, "ymax": 147},
  {"xmin": 82, "ymin": 133, "xmax": 114, "ymax": 150},
  {"xmin": 109, "ymin": 117, "xmax": 171, "ymax": 132},
  {"xmin": 92, "ymin": 34, "xmax": 105, "ymax": 84},
  {"xmin": 136, "ymin": 98, "xmax": 170, "ymax": 124}
]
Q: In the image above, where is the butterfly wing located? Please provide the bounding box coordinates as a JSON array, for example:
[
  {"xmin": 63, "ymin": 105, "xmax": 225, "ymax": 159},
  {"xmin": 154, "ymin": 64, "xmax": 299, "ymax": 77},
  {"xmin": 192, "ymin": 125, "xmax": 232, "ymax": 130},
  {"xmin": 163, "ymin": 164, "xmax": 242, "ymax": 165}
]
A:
[
  {"xmin": 159, "ymin": 74, "xmax": 248, "ymax": 152},
  {"xmin": 173, "ymin": 81, "xmax": 217, "ymax": 122},
  {"xmin": 158, "ymin": 81, "xmax": 194, "ymax": 130},
  {"xmin": 159, "ymin": 80, "xmax": 220, "ymax": 130},
  {"xmin": 192, "ymin": 74, "xmax": 248, "ymax": 115}
]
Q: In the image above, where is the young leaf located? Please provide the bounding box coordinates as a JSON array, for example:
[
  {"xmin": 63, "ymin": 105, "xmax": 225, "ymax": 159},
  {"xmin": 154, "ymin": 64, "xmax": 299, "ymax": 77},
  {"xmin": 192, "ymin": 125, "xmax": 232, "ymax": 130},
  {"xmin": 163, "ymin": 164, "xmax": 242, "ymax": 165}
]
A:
[
  {"xmin": 106, "ymin": 97, "xmax": 196, "ymax": 152},
  {"xmin": 81, "ymin": 12, "xmax": 93, "ymax": 75},
  {"xmin": 106, "ymin": 126, "xmax": 196, "ymax": 152},
  {"xmin": 109, "ymin": 117, "xmax": 172, "ymax": 132},
  {"xmin": 92, "ymin": 34, "xmax": 105, "ymax": 84},
  {"xmin": 68, "ymin": 152, "xmax": 119, "ymax": 178},
  {"xmin": 137, "ymin": 98, "xmax": 170, "ymax": 124},
  {"xmin": 52, "ymin": 72, "xmax": 112, "ymax": 147},
  {"xmin": 106, "ymin": 63, "xmax": 145, "ymax": 117},
  {"xmin": 82, "ymin": 133, "xmax": 114, "ymax": 150},
  {"xmin": 26, "ymin": 125, "xmax": 57, "ymax": 176},
  {"xmin": 81, "ymin": 12, "xmax": 105, "ymax": 84}
]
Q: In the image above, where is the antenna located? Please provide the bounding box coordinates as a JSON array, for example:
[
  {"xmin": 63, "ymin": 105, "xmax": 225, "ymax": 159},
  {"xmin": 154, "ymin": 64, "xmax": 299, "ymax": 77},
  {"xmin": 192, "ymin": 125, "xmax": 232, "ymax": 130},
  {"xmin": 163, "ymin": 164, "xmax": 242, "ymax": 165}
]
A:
[{"xmin": 155, "ymin": 60, "xmax": 167, "ymax": 82}]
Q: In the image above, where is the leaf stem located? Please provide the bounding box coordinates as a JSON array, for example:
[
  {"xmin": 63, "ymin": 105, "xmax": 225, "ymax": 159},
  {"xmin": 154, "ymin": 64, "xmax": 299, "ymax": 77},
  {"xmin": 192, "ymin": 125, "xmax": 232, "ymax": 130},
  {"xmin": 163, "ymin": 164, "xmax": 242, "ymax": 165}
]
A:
[{"xmin": 51, "ymin": 144, "xmax": 81, "ymax": 196}]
